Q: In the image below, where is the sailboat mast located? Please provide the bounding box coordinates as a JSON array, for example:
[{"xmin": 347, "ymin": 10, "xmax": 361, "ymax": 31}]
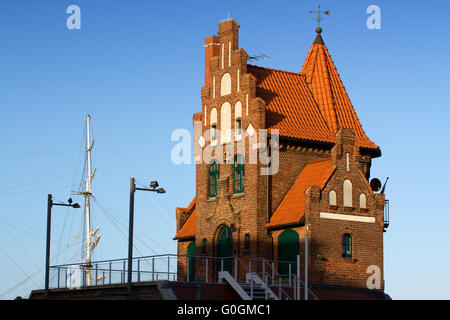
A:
[{"xmin": 84, "ymin": 115, "xmax": 93, "ymax": 284}]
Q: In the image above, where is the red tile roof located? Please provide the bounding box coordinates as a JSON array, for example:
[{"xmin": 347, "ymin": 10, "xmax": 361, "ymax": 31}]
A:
[
  {"xmin": 247, "ymin": 65, "xmax": 335, "ymax": 145},
  {"xmin": 247, "ymin": 32, "xmax": 380, "ymax": 154},
  {"xmin": 267, "ymin": 159, "xmax": 335, "ymax": 228},
  {"xmin": 300, "ymin": 32, "xmax": 379, "ymax": 150},
  {"xmin": 174, "ymin": 198, "xmax": 196, "ymax": 240}
]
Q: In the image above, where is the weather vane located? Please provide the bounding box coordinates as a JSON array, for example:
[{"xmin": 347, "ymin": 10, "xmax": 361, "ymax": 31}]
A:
[{"xmin": 309, "ymin": 3, "xmax": 330, "ymax": 28}]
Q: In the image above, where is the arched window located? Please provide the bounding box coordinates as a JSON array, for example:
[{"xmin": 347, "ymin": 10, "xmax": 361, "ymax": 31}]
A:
[
  {"xmin": 234, "ymin": 155, "xmax": 245, "ymax": 193},
  {"xmin": 220, "ymin": 73, "xmax": 231, "ymax": 96},
  {"xmin": 342, "ymin": 234, "xmax": 352, "ymax": 258},
  {"xmin": 329, "ymin": 190, "xmax": 337, "ymax": 206},
  {"xmin": 209, "ymin": 160, "xmax": 219, "ymax": 197},
  {"xmin": 359, "ymin": 194, "xmax": 367, "ymax": 209},
  {"xmin": 343, "ymin": 180, "xmax": 353, "ymax": 207},
  {"xmin": 221, "ymin": 102, "xmax": 231, "ymax": 144}
]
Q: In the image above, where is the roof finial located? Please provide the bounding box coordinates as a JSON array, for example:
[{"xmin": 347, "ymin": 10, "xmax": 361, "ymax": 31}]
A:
[{"xmin": 309, "ymin": 3, "xmax": 330, "ymax": 30}]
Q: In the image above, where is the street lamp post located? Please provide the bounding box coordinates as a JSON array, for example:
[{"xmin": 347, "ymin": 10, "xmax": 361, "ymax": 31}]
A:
[
  {"xmin": 127, "ymin": 178, "xmax": 166, "ymax": 297},
  {"xmin": 45, "ymin": 194, "xmax": 80, "ymax": 298}
]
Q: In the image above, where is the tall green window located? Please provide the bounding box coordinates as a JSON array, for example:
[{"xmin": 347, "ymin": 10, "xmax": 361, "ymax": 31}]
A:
[
  {"xmin": 234, "ymin": 155, "xmax": 245, "ymax": 193},
  {"xmin": 245, "ymin": 234, "xmax": 250, "ymax": 250},
  {"xmin": 342, "ymin": 234, "xmax": 352, "ymax": 258},
  {"xmin": 209, "ymin": 160, "xmax": 219, "ymax": 197},
  {"xmin": 202, "ymin": 239, "xmax": 207, "ymax": 254},
  {"xmin": 187, "ymin": 242, "xmax": 195, "ymax": 282}
]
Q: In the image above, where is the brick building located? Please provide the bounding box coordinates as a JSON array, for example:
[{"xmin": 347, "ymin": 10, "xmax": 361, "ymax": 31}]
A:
[{"xmin": 174, "ymin": 19, "xmax": 387, "ymax": 293}]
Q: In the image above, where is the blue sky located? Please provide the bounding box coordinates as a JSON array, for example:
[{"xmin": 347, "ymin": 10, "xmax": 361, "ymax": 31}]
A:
[{"xmin": 0, "ymin": 0, "xmax": 449, "ymax": 299}]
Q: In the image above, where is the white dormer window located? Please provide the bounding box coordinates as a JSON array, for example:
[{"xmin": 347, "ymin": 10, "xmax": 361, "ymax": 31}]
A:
[{"xmin": 343, "ymin": 180, "xmax": 352, "ymax": 207}]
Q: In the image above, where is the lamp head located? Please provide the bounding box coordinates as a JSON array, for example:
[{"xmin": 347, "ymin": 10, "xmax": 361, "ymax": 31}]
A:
[
  {"xmin": 157, "ymin": 188, "xmax": 166, "ymax": 194},
  {"xmin": 150, "ymin": 181, "xmax": 159, "ymax": 189}
]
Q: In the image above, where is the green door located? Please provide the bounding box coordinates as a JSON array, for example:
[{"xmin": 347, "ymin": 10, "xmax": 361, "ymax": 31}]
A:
[
  {"xmin": 217, "ymin": 225, "xmax": 233, "ymax": 274},
  {"xmin": 278, "ymin": 230, "xmax": 299, "ymax": 277},
  {"xmin": 187, "ymin": 241, "xmax": 195, "ymax": 281}
]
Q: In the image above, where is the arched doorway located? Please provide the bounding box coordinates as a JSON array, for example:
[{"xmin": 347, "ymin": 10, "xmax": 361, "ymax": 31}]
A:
[
  {"xmin": 187, "ymin": 241, "xmax": 195, "ymax": 281},
  {"xmin": 278, "ymin": 229, "xmax": 299, "ymax": 277},
  {"xmin": 216, "ymin": 225, "xmax": 233, "ymax": 274}
]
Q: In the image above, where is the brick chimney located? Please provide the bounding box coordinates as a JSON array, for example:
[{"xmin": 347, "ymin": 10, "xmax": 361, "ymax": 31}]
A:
[{"xmin": 204, "ymin": 35, "xmax": 220, "ymax": 86}]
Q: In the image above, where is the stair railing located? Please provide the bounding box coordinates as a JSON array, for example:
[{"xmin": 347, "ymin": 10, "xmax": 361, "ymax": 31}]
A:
[{"xmin": 249, "ymin": 258, "xmax": 293, "ymax": 300}]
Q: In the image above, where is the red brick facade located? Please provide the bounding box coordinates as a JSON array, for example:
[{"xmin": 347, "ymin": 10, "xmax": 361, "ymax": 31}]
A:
[{"xmin": 175, "ymin": 19, "xmax": 385, "ymax": 292}]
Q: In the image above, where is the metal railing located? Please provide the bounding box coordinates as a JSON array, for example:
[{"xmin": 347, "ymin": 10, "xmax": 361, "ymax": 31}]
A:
[
  {"xmin": 49, "ymin": 253, "xmax": 250, "ymax": 289},
  {"xmin": 249, "ymin": 257, "xmax": 318, "ymax": 300},
  {"xmin": 49, "ymin": 254, "xmax": 179, "ymax": 289},
  {"xmin": 49, "ymin": 254, "xmax": 318, "ymax": 300}
]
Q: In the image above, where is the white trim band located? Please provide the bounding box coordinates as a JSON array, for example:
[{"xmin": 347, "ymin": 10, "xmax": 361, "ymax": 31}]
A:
[{"xmin": 319, "ymin": 212, "xmax": 375, "ymax": 223}]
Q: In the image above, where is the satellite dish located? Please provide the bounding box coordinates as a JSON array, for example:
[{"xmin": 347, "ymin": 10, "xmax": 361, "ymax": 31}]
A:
[{"xmin": 370, "ymin": 178, "xmax": 382, "ymax": 192}]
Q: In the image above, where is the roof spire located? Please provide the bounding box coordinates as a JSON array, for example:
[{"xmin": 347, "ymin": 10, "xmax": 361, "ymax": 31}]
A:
[{"xmin": 313, "ymin": 26, "xmax": 325, "ymax": 45}]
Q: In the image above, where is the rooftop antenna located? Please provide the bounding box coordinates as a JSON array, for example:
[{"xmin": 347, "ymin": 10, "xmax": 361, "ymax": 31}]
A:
[
  {"xmin": 309, "ymin": 3, "xmax": 330, "ymax": 28},
  {"xmin": 247, "ymin": 54, "xmax": 271, "ymax": 62},
  {"xmin": 380, "ymin": 177, "xmax": 389, "ymax": 194}
]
